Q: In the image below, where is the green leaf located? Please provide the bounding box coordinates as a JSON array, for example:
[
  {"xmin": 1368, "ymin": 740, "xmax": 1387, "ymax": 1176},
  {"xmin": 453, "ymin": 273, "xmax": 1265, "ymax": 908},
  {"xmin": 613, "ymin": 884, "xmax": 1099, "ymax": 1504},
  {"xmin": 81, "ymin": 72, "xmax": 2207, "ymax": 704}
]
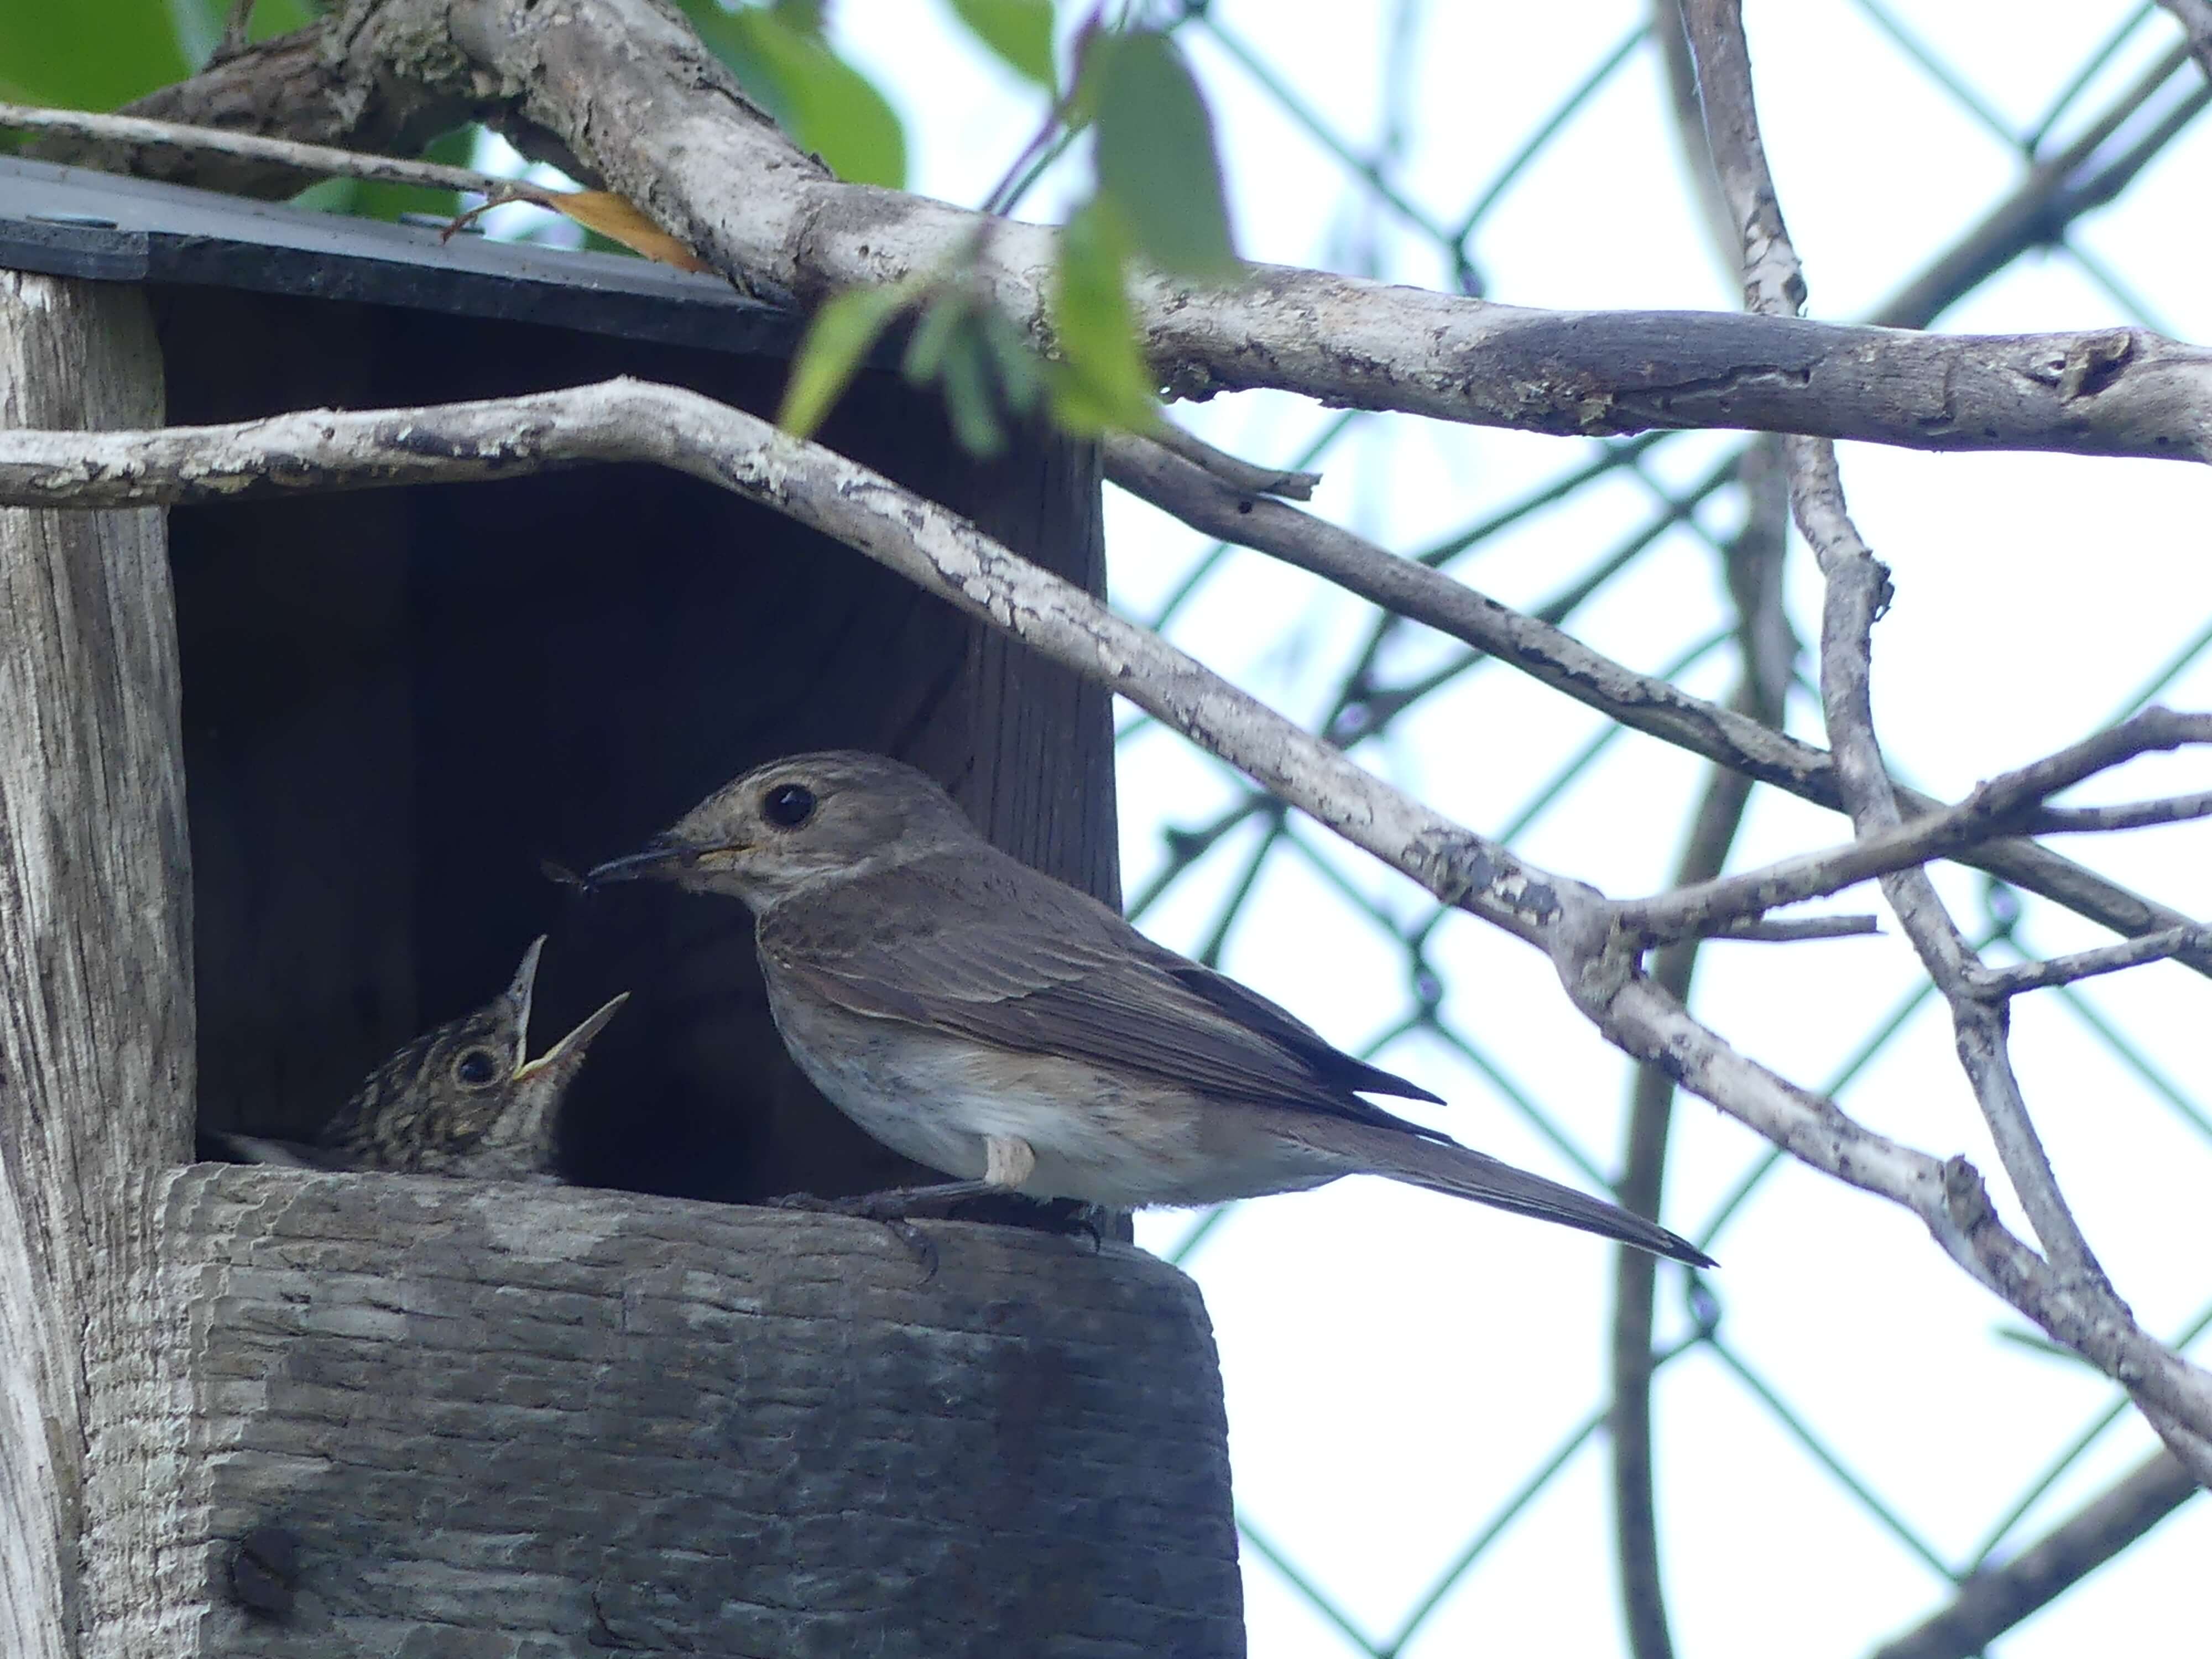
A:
[
  {"xmin": 0, "ymin": 0, "xmax": 189, "ymax": 108},
  {"xmin": 1047, "ymin": 197, "xmax": 1157, "ymax": 435},
  {"xmin": 901, "ymin": 292, "xmax": 967, "ymax": 385},
  {"xmin": 938, "ymin": 325, "xmax": 1008, "ymax": 458},
  {"xmin": 680, "ymin": 3, "xmax": 907, "ymax": 189},
  {"xmin": 1089, "ymin": 28, "xmax": 1236, "ymax": 278},
  {"xmin": 947, "ymin": 0, "xmax": 1057, "ymax": 91},
  {"xmin": 978, "ymin": 308, "xmax": 1045, "ymax": 416},
  {"xmin": 779, "ymin": 283, "xmax": 914, "ymax": 438}
]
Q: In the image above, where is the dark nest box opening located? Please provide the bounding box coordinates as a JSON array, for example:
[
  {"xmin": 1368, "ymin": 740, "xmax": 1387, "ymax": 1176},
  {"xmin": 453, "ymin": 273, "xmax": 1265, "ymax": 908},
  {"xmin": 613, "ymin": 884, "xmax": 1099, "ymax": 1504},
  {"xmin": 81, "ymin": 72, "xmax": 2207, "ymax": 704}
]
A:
[{"xmin": 2, "ymin": 158, "xmax": 1118, "ymax": 1204}]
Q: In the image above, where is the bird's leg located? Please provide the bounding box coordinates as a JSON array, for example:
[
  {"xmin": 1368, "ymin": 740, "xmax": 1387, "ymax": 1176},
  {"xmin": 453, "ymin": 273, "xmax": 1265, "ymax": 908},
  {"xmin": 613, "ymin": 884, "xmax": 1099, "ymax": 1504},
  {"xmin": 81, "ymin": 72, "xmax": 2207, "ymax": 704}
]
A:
[
  {"xmin": 765, "ymin": 1135, "xmax": 1038, "ymax": 1219},
  {"xmin": 983, "ymin": 1133, "xmax": 1036, "ymax": 1188},
  {"xmin": 763, "ymin": 1137, "xmax": 1042, "ymax": 1277}
]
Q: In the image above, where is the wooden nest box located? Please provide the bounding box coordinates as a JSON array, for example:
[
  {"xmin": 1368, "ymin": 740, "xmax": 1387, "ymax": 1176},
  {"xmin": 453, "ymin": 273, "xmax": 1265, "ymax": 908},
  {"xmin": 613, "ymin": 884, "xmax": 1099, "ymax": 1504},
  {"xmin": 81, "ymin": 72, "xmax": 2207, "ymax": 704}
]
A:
[{"xmin": 0, "ymin": 157, "xmax": 1241, "ymax": 1657}]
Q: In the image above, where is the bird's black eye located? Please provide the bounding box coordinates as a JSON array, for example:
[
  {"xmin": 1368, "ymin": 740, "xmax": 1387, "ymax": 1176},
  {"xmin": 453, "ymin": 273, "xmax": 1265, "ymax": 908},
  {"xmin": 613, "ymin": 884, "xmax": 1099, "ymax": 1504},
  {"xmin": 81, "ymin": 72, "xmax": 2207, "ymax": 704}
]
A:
[
  {"xmin": 452, "ymin": 1048, "xmax": 503, "ymax": 1088},
  {"xmin": 762, "ymin": 782, "xmax": 817, "ymax": 829}
]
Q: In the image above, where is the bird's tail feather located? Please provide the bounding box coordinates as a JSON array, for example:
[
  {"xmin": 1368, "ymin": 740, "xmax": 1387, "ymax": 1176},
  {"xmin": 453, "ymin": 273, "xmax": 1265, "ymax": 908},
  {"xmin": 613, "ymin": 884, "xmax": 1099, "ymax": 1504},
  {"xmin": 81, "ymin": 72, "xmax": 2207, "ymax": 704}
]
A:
[{"xmin": 1296, "ymin": 1119, "xmax": 1715, "ymax": 1266}]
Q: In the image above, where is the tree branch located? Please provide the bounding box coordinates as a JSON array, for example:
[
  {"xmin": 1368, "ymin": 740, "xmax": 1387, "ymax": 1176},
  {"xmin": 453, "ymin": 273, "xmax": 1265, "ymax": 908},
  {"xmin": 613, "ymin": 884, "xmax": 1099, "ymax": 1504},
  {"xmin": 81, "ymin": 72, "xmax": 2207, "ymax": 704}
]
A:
[
  {"xmin": 2, "ymin": 100, "xmax": 545, "ymax": 207},
  {"xmin": 33, "ymin": 23, "xmax": 483, "ymax": 198},
  {"xmin": 1867, "ymin": 1448, "xmax": 2200, "ymax": 1659},
  {"xmin": 47, "ymin": 0, "xmax": 2212, "ymax": 462},
  {"xmin": 1685, "ymin": 0, "xmax": 2162, "ymax": 1416},
  {"xmin": 2031, "ymin": 789, "xmax": 2212, "ymax": 833},
  {"xmin": 1869, "ymin": 41, "xmax": 2205, "ymax": 331},
  {"xmin": 1618, "ymin": 708, "xmax": 2212, "ymax": 942},
  {"xmin": 2159, "ymin": 0, "xmax": 2212, "ymax": 83},
  {"xmin": 1100, "ymin": 432, "xmax": 2212, "ymax": 979},
  {"xmin": 1716, "ymin": 914, "xmax": 1878, "ymax": 941},
  {"xmin": 1145, "ymin": 422, "xmax": 1319, "ymax": 500},
  {"xmin": 1970, "ymin": 926, "xmax": 2212, "ymax": 996}
]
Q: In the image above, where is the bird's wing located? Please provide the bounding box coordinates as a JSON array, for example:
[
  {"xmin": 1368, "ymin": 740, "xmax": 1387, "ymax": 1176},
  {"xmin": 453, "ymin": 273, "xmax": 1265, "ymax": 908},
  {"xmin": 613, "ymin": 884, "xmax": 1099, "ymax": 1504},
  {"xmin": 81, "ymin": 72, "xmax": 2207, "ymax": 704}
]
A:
[{"xmin": 759, "ymin": 851, "xmax": 1446, "ymax": 1134}]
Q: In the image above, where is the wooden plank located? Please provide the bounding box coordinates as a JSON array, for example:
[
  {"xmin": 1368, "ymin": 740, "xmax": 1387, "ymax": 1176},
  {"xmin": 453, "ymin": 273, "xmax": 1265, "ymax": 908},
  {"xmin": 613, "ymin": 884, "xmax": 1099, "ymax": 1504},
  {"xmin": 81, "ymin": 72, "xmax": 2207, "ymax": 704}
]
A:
[
  {"xmin": 0, "ymin": 271, "xmax": 192, "ymax": 1659},
  {"xmin": 150, "ymin": 1168, "xmax": 1243, "ymax": 1656}
]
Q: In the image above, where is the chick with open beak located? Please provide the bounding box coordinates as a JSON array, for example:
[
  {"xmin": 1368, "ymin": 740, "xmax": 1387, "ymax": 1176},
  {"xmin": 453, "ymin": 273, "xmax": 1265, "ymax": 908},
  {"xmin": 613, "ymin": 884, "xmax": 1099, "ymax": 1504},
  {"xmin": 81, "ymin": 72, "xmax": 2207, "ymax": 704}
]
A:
[{"xmin": 212, "ymin": 938, "xmax": 627, "ymax": 1182}]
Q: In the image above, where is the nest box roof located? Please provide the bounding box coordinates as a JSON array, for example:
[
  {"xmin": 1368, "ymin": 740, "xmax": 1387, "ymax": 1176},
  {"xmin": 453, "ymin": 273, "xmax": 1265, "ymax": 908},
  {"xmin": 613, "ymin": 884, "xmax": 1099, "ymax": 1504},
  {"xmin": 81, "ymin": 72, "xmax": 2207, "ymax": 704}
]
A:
[{"xmin": 0, "ymin": 153, "xmax": 797, "ymax": 357}]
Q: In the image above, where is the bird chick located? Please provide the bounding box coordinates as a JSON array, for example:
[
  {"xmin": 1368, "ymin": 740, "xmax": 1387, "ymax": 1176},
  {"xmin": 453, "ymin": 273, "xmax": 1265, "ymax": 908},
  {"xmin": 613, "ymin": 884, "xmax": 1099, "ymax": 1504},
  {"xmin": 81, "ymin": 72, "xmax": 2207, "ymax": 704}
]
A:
[
  {"xmin": 586, "ymin": 752, "xmax": 1711, "ymax": 1265},
  {"xmin": 208, "ymin": 937, "xmax": 627, "ymax": 1182}
]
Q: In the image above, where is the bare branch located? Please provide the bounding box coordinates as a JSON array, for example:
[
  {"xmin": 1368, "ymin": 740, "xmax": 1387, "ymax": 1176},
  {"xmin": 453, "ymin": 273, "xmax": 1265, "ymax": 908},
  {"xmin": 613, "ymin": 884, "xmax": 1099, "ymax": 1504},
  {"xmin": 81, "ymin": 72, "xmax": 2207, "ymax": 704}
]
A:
[
  {"xmin": 1101, "ymin": 432, "xmax": 2212, "ymax": 979},
  {"xmin": 2032, "ymin": 789, "xmax": 2212, "ymax": 833},
  {"xmin": 2132, "ymin": 1401, "xmax": 2212, "ymax": 1489},
  {"xmin": 30, "ymin": 24, "xmax": 483, "ymax": 199},
  {"xmin": 2159, "ymin": 0, "xmax": 2212, "ymax": 82},
  {"xmin": 1685, "ymin": 0, "xmax": 2133, "ymax": 1379},
  {"xmin": 1867, "ymin": 1448, "xmax": 2201, "ymax": 1659},
  {"xmin": 212, "ymin": 0, "xmax": 259, "ymax": 65},
  {"xmin": 46, "ymin": 0, "xmax": 2212, "ymax": 463},
  {"xmin": 1716, "ymin": 914, "xmax": 1879, "ymax": 942},
  {"xmin": 0, "ymin": 101, "xmax": 602, "ymax": 233},
  {"xmin": 1870, "ymin": 41, "xmax": 2205, "ymax": 331},
  {"xmin": 1683, "ymin": 0, "xmax": 1806, "ymax": 319},
  {"xmin": 0, "ymin": 380, "xmax": 1562, "ymax": 946},
  {"xmin": 1619, "ymin": 708, "xmax": 2212, "ymax": 942},
  {"xmin": 1142, "ymin": 425, "xmax": 1319, "ymax": 500},
  {"xmin": 1971, "ymin": 925, "xmax": 2212, "ymax": 996}
]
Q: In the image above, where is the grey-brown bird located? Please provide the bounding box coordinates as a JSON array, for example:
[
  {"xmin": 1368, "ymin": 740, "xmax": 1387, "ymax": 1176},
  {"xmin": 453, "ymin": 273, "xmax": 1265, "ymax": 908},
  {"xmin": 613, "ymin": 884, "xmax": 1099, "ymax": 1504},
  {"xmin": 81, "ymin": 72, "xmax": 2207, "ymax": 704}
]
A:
[
  {"xmin": 207, "ymin": 937, "xmax": 628, "ymax": 1182},
  {"xmin": 584, "ymin": 751, "xmax": 1710, "ymax": 1265}
]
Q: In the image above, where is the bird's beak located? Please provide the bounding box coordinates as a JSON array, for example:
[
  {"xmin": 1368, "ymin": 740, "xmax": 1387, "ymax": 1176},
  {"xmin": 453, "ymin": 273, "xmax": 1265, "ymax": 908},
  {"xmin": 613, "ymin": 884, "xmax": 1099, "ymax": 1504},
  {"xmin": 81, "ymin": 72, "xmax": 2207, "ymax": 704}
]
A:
[
  {"xmin": 514, "ymin": 990, "xmax": 630, "ymax": 1083},
  {"xmin": 503, "ymin": 935, "xmax": 551, "ymax": 1074},
  {"xmin": 582, "ymin": 832, "xmax": 711, "ymax": 888},
  {"xmin": 504, "ymin": 935, "xmax": 629, "ymax": 1082}
]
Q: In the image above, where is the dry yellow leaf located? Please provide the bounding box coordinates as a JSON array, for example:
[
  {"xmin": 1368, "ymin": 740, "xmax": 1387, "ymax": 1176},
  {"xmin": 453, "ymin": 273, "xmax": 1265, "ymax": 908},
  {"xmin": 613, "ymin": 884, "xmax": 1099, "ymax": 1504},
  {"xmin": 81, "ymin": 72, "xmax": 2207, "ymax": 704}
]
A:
[
  {"xmin": 545, "ymin": 191, "xmax": 711, "ymax": 273},
  {"xmin": 445, "ymin": 187, "xmax": 712, "ymax": 274}
]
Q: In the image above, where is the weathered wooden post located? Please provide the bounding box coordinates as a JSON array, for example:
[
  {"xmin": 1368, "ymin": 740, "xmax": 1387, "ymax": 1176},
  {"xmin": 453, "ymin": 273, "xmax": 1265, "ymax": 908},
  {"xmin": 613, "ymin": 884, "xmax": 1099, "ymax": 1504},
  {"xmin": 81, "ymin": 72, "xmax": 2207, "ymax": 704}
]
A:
[
  {"xmin": 0, "ymin": 267, "xmax": 194, "ymax": 1658},
  {"xmin": 0, "ymin": 161, "xmax": 1242, "ymax": 1656}
]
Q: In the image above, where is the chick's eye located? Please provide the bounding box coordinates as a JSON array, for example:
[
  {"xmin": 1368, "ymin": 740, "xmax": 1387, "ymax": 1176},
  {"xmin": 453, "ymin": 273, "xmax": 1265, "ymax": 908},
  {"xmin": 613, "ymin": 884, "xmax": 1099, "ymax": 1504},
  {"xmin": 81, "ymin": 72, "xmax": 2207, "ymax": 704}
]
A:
[
  {"xmin": 762, "ymin": 783, "xmax": 816, "ymax": 830},
  {"xmin": 452, "ymin": 1048, "xmax": 502, "ymax": 1088}
]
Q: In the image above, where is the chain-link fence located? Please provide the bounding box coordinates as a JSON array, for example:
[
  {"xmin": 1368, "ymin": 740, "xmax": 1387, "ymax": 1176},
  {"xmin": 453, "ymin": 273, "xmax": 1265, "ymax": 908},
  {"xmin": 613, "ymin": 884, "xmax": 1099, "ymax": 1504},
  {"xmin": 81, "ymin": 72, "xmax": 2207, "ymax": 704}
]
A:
[{"xmin": 965, "ymin": 2, "xmax": 2212, "ymax": 1653}]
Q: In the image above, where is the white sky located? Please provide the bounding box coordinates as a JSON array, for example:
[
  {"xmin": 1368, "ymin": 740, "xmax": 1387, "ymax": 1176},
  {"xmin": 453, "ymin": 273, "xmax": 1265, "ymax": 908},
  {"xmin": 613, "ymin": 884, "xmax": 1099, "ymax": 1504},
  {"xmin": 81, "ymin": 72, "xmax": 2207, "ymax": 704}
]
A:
[{"xmin": 780, "ymin": 4, "xmax": 2209, "ymax": 1653}]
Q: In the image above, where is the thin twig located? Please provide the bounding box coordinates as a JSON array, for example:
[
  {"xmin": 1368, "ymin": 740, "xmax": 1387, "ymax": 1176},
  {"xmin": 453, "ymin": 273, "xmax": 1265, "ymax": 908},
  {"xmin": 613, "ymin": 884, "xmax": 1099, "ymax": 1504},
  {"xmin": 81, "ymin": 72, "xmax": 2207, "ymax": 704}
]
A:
[
  {"xmin": 1618, "ymin": 708, "xmax": 2212, "ymax": 942},
  {"xmin": 1972, "ymin": 925, "xmax": 2212, "ymax": 996},
  {"xmin": 2032, "ymin": 789, "xmax": 2212, "ymax": 833},
  {"xmin": 1716, "ymin": 914, "xmax": 1878, "ymax": 942},
  {"xmin": 1869, "ymin": 41, "xmax": 2200, "ymax": 330},
  {"xmin": 1144, "ymin": 424, "xmax": 1321, "ymax": 500},
  {"xmin": 211, "ymin": 0, "xmax": 259, "ymax": 65},
  {"xmin": 0, "ymin": 100, "xmax": 575, "ymax": 221}
]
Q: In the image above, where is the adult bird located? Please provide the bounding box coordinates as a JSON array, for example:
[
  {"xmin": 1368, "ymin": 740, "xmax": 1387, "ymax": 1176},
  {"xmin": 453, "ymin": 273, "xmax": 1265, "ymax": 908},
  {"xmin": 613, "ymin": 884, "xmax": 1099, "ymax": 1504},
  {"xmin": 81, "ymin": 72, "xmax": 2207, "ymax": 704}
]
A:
[{"xmin": 585, "ymin": 752, "xmax": 1710, "ymax": 1266}]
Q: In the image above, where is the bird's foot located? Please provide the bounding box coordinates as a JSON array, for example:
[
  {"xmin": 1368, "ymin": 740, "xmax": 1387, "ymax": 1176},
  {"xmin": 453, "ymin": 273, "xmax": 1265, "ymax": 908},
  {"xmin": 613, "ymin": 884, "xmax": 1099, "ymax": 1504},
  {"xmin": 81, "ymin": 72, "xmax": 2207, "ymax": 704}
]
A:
[
  {"xmin": 1066, "ymin": 1202, "xmax": 1115, "ymax": 1255},
  {"xmin": 764, "ymin": 1181, "xmax": 1005, "ymax": 1277},
  {"xmin": 766, "ymin": 1180, "xmax": 1003, "ymax": 1220}
]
